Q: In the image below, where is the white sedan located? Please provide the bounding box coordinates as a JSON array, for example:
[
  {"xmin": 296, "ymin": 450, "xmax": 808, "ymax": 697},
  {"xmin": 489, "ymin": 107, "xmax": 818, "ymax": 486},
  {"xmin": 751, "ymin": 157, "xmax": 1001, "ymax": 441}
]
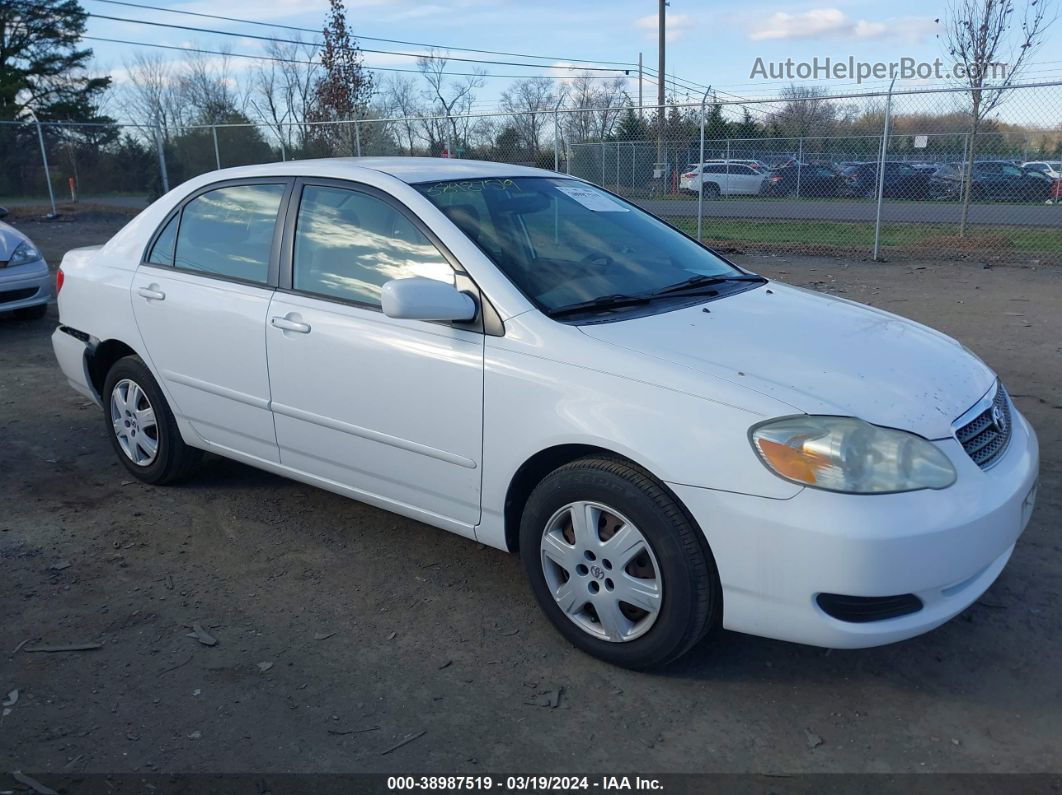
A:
[
  {"xmin": 51, "ymin": 159, "xmax": 1039, "ymax": 668},
  {"xmin": 0, "ymin": 210, "xmax": 52, "ymax": 319}
]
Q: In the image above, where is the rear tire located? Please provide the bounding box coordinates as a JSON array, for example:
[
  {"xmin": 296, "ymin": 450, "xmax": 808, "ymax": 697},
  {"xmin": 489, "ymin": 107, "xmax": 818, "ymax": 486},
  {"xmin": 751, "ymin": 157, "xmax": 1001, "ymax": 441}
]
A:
[
  {"xmin": 701, "ymin": 183, "xmax": 721, "ymax": 200},
  {"xmin": 519, "ymin": 456, "xmax": 722, "ymax": 669},
  {"xmin": 102, "ymin": 355, "xmax": 202, "ymax": 485}
]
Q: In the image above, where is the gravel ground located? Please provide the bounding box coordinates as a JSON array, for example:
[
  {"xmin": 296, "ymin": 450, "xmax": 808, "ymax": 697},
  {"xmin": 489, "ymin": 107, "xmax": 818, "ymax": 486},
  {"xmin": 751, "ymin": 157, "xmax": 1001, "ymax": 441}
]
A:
[{"xmin": 1, "ymin": 210, "xmax": 1060, "ymax": 777}]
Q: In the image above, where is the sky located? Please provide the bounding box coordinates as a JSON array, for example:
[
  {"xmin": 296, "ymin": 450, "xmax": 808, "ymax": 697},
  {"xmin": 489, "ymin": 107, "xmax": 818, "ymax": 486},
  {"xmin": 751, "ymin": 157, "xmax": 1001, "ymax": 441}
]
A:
[{"xmin": 81, "ymin": 0, "xmax": 1062, "ymax": 124}]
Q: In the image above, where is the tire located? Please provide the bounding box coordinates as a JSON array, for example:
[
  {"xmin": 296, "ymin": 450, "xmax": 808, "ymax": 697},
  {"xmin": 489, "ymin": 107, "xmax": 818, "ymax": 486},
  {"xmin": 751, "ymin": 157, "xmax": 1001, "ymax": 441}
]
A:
[
  {"xmin": 519, "ymin": 456, "xmax": 722, "ymax": 669},
  {"xmin": 701, "ymin": 183, "xmax": 720, "ymax": 200},
  {"xmin": 14, "ymin": 303, "xmax": 48, "ymax": 320},
  {"xmin": 102, "ymin": 355, "xmax": 202, "ymax": 485}
]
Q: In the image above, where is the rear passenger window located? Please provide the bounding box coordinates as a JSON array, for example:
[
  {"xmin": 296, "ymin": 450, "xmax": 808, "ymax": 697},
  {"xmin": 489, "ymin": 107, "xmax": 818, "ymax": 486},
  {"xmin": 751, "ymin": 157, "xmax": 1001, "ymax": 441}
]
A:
[
  {"xmin": 292, "ymin": 186, "xmax": 454, "ymax": 307},
  {"xmin": 147, "ymin": 214, "xmax": 178, "ymax": 266},
  {"xmin": 173, "ymin": 184, "xmax": 285, "ymax": 284}
]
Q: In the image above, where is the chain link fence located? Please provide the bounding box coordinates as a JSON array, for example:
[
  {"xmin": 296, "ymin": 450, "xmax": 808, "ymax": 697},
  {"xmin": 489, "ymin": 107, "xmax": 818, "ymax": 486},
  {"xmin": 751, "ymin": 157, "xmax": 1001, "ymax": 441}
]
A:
[{"xmin": 3, "ymin": 80, "xmax": 1061, "ymax": 263}]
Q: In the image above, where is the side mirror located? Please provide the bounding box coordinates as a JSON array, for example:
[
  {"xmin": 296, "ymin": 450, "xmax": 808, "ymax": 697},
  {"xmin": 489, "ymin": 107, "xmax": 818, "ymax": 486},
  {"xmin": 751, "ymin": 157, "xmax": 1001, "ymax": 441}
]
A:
[{"xmin": 381, "ymin": 277, "xmax": 477, "ymax": 322}]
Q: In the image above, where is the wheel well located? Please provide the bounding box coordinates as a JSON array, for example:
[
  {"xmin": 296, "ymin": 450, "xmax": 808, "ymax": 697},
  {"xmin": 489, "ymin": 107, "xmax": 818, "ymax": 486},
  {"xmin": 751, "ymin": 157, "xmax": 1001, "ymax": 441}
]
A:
[
  {"xmin": 503, "ymin": 444, "xmax": 640, "ymax": 553},
  {"xmin": 87, "ymin": 339, "xmax": 138, "ymax": 398}
]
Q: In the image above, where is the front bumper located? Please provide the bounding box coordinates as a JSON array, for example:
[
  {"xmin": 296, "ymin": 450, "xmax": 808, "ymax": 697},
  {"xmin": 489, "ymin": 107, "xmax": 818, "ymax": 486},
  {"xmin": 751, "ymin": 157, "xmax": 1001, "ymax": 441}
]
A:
[
  {"xmin": 0, "ymin": 258, "xmax": 51, "ymax": 312},
  {"xmin": 670, "ymin": 407, "xmax": 1039, "ymax": 649}
]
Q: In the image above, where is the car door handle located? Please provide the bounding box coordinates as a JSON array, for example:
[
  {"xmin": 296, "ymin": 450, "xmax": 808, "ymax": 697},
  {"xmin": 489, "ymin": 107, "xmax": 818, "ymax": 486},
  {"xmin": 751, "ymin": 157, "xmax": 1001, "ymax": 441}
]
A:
[
  {"xmin": 271, "ymin": 316, "xmax": 311, "ymax": 334},
  {"xmin": 137, "ymin": 286, "xmax": 165, "ymax": 301}
]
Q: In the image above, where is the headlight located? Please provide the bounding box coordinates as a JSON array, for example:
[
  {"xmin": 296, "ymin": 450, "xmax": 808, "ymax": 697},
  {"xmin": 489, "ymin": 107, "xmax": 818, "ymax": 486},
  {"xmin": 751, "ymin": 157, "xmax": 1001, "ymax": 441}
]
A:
[
  {"xmin": 8, "ymin": 241, "xmax": 42, "ymax": 267},
  {"xmin": 750, "ymin": 416, "xmax": 956, "ymax": 494}
]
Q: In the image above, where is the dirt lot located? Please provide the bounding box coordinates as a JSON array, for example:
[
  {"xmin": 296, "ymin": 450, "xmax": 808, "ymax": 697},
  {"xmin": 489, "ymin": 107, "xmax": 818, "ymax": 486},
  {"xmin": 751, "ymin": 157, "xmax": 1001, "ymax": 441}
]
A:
[{"xmin": 1, "ymin": 207, "xmax": 1060, "ymax": 777}]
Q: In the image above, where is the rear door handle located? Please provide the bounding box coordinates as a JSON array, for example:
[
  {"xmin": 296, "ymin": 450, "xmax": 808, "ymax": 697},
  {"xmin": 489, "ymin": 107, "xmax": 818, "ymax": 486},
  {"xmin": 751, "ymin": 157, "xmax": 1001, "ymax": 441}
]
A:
[
  {"xmin": 271, "ymin": 316, "xmax": 311, "ymax": 334},
  {"xmin": 137, "ymin": 286, "xmax": 166, "ymax": 301}
]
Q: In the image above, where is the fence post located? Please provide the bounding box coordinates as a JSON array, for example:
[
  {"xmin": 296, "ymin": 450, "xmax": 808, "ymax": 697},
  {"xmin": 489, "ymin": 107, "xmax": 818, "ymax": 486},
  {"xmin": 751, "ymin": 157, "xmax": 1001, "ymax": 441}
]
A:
[
  {"xmin": 624, "ymin": 141, "xmax": 632, "ymax": 191},
  {"xmin": 795, "ymin": 138, "xmax": 803, "ymax": 197},
  {"xmin": 725, "ymin": 138, "xmax": 731, "ymax": 195},
  {"xmin": 553, "ymin": 110, "xmax": 560, "ymax": 172},
  {"xmin": 354, "ymin": 117, "xmax": 362, "ymax": 157},
  {"xmin": 211, "ymin": 125, "xmax": 221, "ymax": 170},
  {"xmin": 565, "ymin": 138, "xmax": 571, "ymax": 175},
  {"xmin": 600, "ymin": 140, "xmax": 605, "ymax": 185},
  {"xmin": 696, "ymin": 87, "xmax": 712, "ymax": 242},
  {"xmin": 155, "ymin": 125, "xmax": 170, "ymax": 195},
  {"xmin": 29, "ymin": 112, "xmax": 57, "ymax": 217},
  {"xmin": 872, "ymin": 78, "xmax": 897, "ymax": 262}
]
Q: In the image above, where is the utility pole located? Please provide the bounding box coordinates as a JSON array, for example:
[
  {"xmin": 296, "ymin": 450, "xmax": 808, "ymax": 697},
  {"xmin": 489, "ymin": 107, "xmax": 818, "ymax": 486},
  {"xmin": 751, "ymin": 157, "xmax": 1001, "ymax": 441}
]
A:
[
  {"xmin": 638, "ymin": 52, "xmax": 643, "ymax": 119},
  {"xmin": 655, "ymin": 0, "xmax": 666, "ymax": 185}
]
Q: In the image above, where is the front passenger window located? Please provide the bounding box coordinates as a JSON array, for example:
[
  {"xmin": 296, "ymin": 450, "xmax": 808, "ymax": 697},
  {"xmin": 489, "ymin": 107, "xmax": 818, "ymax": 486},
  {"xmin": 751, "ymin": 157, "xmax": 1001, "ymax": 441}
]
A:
[{"xmin": 293, "ymin": 186, "xmax": 454, "ymax": 307}]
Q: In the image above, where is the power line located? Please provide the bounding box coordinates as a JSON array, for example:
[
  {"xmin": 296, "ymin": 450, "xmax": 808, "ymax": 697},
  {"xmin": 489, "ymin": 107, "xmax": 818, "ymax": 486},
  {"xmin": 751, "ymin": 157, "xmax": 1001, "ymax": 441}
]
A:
[
  {"xmin": 85, "ymin": 36, "xmax": 640, "ymax": 80},
  {"xmin": 82, "ymin": 10, "xmax": 634, "ymax": 74},
  {"xmin": 83, "ymin": 0, "xmax": 644, "ymax": 70}
]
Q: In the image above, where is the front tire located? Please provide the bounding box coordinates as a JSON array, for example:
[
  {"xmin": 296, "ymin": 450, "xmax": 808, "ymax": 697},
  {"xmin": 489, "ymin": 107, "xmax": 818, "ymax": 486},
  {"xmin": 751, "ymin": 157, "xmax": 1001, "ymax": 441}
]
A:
[
  {"xmin": 102, "ymin": 355, "xmax": 202, "ymax": 484},
  {"xmin": 519, "ymin": 456, "xmax": 722, "ymax": 669}
]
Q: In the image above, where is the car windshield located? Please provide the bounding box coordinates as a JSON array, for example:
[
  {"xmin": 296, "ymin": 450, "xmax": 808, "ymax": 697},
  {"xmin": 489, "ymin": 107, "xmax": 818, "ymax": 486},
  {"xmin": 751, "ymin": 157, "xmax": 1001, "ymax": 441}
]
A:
[{"xmin": 414, "ymin": 176, "xmax": 747, "ymax": 315}]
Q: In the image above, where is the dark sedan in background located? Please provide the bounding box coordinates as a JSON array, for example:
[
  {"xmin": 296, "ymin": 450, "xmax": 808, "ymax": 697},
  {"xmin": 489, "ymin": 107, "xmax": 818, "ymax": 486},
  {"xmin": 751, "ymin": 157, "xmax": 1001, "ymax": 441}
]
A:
[
  {"xmin": 929, "ymin": 161, "xmax": 1056, "ymax": 202},
  {"xmin": 841, "ymin": 161, "xmax": 933, "ymax": 199},
  {"xmin": 760, "ymin": 164, "xmax": 846, "ymax": 197}
]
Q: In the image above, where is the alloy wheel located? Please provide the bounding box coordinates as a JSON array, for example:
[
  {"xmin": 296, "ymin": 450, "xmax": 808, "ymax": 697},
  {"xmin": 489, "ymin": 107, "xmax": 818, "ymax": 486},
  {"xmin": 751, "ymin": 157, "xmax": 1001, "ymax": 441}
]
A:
[
  {"xmin": 110, "ymin": 378, "xmax": 159, "ymax": 466},
  {"xmin": 539, "ymin": 501, "xmax": 663, "ymax": 643}
]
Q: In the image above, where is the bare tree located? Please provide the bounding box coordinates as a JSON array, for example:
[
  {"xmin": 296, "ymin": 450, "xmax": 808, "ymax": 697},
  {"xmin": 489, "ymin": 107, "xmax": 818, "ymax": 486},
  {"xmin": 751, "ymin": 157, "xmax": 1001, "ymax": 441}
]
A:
[
  {"xmin": 180, "ymin": 50, "xmax": 245, "ymax": 124},
  {"xmin": 560, "ymin": 73, "xmax": 629, "ymax": 144},
  {"xmin": 499, "ymin": 77, "xmax": 555, "ymax": 158},
  {"xmin": 943, "ymin": 0, "xmax": 1056, "ymax": 234},
  {"xmin": 417, "ymin": 50, "xmax": 485, "ymax": 155},
  {"xmin": 122, "ymin": 52, "xmax": 185, "ymax": 139},
  {"xmin": 767, "ymin": 85, "xmax": 837, "ymax": 139},
  {"xmin": 382, "ymin": 74, "xmax": 424, "ymax": 155},
  {"xmin": 250, "ymin": 38, "xmax": 321, "ymax": 155}
]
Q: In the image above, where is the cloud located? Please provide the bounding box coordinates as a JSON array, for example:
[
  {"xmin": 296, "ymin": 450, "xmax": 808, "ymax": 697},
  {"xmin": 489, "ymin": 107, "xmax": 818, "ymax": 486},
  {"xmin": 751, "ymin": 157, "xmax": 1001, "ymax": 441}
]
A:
[
  {"xmin": 635, "ymin": 12, "xmax": 695, "ymax": 42},
  {"xmin": 749, "ymin": 8, "xmax": 935, "ymax": 43}
]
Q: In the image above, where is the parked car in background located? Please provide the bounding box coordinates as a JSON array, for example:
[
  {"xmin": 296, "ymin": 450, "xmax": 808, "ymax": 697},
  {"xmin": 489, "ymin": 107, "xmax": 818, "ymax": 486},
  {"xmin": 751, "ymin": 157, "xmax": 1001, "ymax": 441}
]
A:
[
  {"xmin": 909, "ymin": 162, "xmax": 944, "ymax": 175},
  {"xmin": 1021, "ymin": 161, "xmax": 1062, "ymax": 180},
  {"xmin": 929, "ymin": 161, "xmax": 1055, "ymax": 202},
  {"xmin": 50, "ymin": 158, "xmax": 1039, "ymax": 669},
  {"xmin": 841, "ymin": 161, "xmax": 933, "ymax": 199},
  {"xmin": 680, "ymin": 162, "xmax": 767, "ymax": 197},
  {"xmin": 761, "ymin": 164, "xmax": 846, "ymax": 197},
  {"xmin": 0, "ymin": 209, "xmax": 52, "ymax": 320}
]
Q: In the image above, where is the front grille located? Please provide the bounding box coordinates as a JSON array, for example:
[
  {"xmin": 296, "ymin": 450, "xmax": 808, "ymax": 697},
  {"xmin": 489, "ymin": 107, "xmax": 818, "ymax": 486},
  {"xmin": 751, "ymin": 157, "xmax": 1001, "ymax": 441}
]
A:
[
  {"xmin": 0, "ymin": 287, "xmax": 38, "ymax": 304},
  {"xmin": 955, "ymin": 384, "xmax": 1012, "ymax": 469},
  {"xmin": 816, "ymin": 593, "xmax": 923, "ymax": 623}
]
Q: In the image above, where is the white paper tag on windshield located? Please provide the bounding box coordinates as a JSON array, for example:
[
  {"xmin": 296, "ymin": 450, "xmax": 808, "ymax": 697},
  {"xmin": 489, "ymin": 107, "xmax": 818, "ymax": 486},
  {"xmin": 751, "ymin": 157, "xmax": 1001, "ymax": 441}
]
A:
[{"xmin": 556, "ymin": 185, "xmax": 629, "ymax": 212}]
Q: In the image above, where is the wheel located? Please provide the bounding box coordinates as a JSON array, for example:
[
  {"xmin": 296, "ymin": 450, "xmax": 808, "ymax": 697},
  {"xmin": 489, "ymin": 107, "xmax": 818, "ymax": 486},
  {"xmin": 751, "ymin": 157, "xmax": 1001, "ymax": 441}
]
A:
[
  {"xmin": 14, "ymin": 303, "xmax": 47, "ymax": 320},
  {"xmin": 102, "ymin": 355, "xmax": 202, "ymax": 484},
  {"xmin": 519, "ymin": 456, "xmax": 722, "ymax": 669},
  {"xmin": 701, "ymin": 183, "xmax": 720, "ymax": 199}
]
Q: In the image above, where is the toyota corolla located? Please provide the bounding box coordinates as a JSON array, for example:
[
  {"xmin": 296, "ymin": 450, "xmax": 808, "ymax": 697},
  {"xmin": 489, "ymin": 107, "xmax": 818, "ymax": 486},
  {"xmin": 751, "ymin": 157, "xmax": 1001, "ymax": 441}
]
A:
[{"xmin": 51, "ymin": 159, "xmax": 1039, "ymax": 668}]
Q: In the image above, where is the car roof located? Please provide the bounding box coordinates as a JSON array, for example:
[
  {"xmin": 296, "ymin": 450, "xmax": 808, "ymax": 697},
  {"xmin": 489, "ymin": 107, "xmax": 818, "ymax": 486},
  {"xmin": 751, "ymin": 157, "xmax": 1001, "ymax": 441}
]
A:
[{"xmin": 203, "ymin": 157, "xmax": 559, "ymax": 185}]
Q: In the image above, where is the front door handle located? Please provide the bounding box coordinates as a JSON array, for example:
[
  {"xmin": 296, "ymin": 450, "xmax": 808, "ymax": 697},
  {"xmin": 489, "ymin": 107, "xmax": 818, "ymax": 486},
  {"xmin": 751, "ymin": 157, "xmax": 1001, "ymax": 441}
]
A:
[
  {"xmin": 271, "ymin": 315, "xmax": 311, "ymax": 334},
  {"xmin": 137, "ymin": 286, "xmax": 166, "ymax": 301}
]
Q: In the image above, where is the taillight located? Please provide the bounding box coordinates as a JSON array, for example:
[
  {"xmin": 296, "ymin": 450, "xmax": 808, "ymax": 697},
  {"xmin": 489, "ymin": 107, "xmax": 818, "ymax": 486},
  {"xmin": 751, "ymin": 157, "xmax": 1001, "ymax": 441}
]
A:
[
  {"xmin": 683, "ymin": 172, "xmax": 696, "ymax": 178},
  {"xmin": 56, "ymin": 267, "xmax": 64, "ymax": 295}
]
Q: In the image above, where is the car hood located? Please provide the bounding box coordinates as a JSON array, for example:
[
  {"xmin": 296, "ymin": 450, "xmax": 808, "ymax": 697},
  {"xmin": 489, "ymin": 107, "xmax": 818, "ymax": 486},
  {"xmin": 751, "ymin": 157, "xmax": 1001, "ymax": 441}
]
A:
[
  {"xmin": 578, "ymin": 281, "xmax": 995, "ymax": 439},
  {"xmin": 0, "ymin": 220, "xmax": 31, "ymax": 260}
]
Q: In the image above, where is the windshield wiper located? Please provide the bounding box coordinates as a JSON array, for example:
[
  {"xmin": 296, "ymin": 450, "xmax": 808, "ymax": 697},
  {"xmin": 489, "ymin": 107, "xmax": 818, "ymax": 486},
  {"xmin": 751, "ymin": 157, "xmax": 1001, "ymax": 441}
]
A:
[
  {"xmin": 545, "ymin": 293, "xmax": 652, "ymax": 318},
  {"xmin": 652, "ymin": 273, "xmax": 767, "ymax": 296}
]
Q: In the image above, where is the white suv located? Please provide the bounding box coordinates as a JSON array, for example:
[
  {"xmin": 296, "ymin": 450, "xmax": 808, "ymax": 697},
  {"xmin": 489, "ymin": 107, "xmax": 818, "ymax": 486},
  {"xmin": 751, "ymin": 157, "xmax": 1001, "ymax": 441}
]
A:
[{"xmin": 680, "ymin": 162, "xmax": 767, "ymax": 197}]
